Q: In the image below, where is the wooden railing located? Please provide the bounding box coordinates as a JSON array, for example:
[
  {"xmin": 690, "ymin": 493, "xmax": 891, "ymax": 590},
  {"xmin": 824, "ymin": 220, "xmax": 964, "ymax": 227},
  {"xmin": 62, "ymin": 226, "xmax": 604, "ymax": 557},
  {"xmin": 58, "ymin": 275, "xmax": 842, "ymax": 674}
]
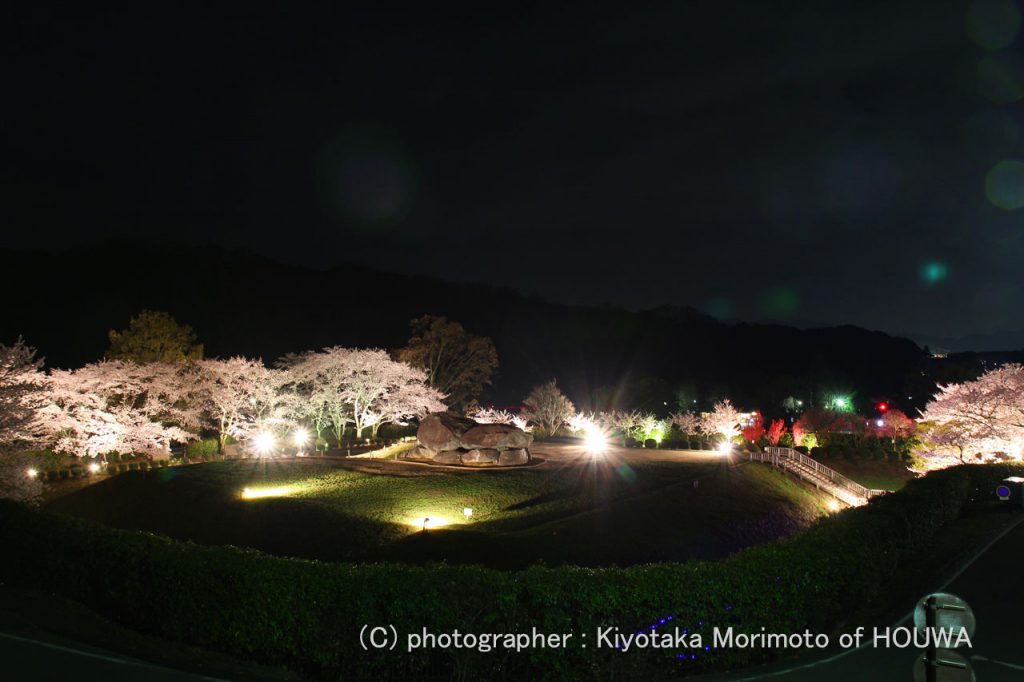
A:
[{"xmin": 758, "ymin": 446, "xmax": 887, "ymax": 504}]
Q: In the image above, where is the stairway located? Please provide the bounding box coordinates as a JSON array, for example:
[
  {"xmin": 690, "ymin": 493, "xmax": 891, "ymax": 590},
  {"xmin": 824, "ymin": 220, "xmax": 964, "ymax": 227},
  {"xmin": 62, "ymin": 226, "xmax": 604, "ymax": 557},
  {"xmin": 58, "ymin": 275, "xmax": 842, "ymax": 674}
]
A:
[{"xmin": 750, "ymin": 447, "xmax": 886, "ymax": 507}]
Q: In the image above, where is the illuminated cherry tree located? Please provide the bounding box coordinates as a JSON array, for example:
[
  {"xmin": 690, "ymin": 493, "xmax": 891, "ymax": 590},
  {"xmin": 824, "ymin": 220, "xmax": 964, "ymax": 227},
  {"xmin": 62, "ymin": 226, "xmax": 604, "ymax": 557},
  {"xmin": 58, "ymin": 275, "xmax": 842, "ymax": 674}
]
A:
[
  {"xmin": 916, "ymin": 364, "xmax": 1024, "ymax": 468},
  {"xmin": 0, "ymin": 338, "xmax": 48, "ymax": 446},
  {"xmin": 278, "ymin": 348, "xmax": 355, "ymax": 444},
  {"xmin": 280, "ymin": 347, "xmax": 444, "ymax": 442},
  {"xmin": 521, "ymin": 380, "xmax": 575, "ymax": 437},
  {"xmin": 338, "ymin": 349, "xmax": 445, "ymax": 438},
  {"xmin": 42, "ymin": 361, "xmax": 197, "ymax": 457},
  {"xmin": 195, "ymin": 357, "xmax": 279, "ymax": 450},
  {"xmin": 604, "ymin": 410, "xmax": 644, "ymax": 446},
  {"xmin": 472, "ymin": 407, "xmax": 531, "ymax": 432},
  {"xmin": 669, "ymin": 411, "xmax": 700, "ymax": 436},
  {"xmin": 700, "ymin": 399, "xmax": 743, "ymax": 442}
]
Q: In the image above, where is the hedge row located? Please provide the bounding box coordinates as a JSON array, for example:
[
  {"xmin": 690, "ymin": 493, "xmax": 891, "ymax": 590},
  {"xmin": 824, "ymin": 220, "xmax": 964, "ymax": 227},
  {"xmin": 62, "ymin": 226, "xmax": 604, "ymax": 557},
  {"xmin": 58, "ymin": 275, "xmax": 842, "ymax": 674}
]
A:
[{"xmin": 0, "ymin": 464, "xmax": 1019, "ymax": 680}]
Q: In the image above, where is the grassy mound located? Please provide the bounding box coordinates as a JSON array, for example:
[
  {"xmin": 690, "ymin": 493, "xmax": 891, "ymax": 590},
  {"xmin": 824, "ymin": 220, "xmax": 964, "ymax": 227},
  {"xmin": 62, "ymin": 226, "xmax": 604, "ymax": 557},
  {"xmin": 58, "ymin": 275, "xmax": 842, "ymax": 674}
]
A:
[{"xmin": 45, "ymin": 456, "xmax": 825, "ymax": 566}]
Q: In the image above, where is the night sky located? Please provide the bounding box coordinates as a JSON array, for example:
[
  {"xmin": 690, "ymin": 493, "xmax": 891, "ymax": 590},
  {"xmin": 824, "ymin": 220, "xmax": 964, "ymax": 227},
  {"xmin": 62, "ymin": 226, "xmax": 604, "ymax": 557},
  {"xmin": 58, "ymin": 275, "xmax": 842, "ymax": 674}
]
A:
[{"xmin": 5, "ymin": 2, "xmax": 1023, "ymax": 348}]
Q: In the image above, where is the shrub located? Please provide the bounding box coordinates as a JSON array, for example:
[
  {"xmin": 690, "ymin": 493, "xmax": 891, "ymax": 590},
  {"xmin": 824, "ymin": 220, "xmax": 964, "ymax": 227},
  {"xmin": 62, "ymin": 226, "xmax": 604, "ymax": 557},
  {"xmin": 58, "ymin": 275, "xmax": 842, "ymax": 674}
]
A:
[
  {"xmin": 185, "ymin": 438, "xmax": 219, "ymax": 462},
  {"xmin": 0, "ymin": 464, "xmax": 1017, "ymax": 680}
]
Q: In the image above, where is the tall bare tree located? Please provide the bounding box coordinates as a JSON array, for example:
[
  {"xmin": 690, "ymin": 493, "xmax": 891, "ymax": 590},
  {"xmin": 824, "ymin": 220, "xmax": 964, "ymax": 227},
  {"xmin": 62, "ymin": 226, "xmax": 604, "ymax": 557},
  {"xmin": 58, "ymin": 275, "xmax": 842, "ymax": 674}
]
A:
[{"xmin": 396, "ymin": 315, "xmax": 497, "ymax": 409}]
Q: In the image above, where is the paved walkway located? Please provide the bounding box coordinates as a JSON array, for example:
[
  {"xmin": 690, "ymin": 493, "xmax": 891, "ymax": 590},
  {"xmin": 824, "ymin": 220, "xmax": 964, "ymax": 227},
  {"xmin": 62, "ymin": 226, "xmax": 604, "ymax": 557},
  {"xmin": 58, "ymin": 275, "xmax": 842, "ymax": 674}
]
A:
[{"xmin": 695, "ymin": 513, "xmax": 1024, "ymax": 682}]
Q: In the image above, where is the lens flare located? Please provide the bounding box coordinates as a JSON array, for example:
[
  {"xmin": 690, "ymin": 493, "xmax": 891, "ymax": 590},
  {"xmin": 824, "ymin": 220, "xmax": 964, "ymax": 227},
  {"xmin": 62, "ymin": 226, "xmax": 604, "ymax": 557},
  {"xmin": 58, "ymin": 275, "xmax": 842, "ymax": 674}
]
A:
[{"xmin": 252, "ymin": 431, "xmax": 276, "ymax": 455}]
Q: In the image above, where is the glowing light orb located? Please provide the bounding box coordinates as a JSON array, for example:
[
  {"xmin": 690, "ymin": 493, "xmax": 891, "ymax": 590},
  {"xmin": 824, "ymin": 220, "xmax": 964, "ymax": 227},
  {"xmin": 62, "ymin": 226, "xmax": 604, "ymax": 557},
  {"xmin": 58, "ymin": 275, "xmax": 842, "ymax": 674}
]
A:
[
  {"xmin": 584, "ymin": 428, "xmax": 609, "ymax": 455},
  {"xmin": 292, "ymin": 428, "xmax": 310, "ymax": 448},
  {"xmin": 26, "ymin": 468, "xmax": 38, "ymax": 478},
  {"xmin": 88, "ymin": 462, "xmax": 101, "ymax": 473},
  {"xmin": 241, "ymin": 486, "xmax": 294, "ymax": 500},
  {"xmin": 251, "ymin": 431, "xmax": 277, "ymax": 455}
]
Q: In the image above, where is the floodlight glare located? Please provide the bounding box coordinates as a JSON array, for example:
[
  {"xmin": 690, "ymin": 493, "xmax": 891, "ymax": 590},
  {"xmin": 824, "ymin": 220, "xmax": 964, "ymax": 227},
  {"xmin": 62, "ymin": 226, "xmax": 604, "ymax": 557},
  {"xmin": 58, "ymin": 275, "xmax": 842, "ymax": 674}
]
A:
[
  {"xmin": 88, "ymin": 462, "xmax": 101, "ymax": 473},
  {"xmin": 583, "ymin": 427, "xmax": 609, "ymax": 455},
  {"xmin": 463, "ymin": 507, "xmax": 473, "ymax": 518},
  {"xmin": 292, "ymin": 428, "xmax": 310, "ymax": 447},
  {"xmin": 717, "ymin": 441, "xmax": 732, "ymax": 454},
  {"xmin": 26, "ymin": 468, "xmax": 38, "ymax": 478},
  {"xmin": 252, "ymin": 431, "xmax": 276, "ymax": 455}
]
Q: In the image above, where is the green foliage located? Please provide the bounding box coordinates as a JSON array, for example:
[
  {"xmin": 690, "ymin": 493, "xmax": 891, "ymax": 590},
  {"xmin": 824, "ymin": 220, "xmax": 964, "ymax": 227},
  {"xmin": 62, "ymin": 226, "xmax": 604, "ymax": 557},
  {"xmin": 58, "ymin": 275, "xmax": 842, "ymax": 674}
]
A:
[
  {"xmin": 23, "ymin": 449, "xmax": 64, "ymax": 472},
  {"xmin": 185, "ymin": 438, "xmax": 220, "ymax": 461},
  {"xmin": 1, "ymin": 464, "xmax": 1017, "ymax": 680},
  {"xmin": 396, "ymin": 315, "xmax": 498, "ymax": 409},
  {"xmin": 106, "ymin": 310, "xmax": 203, "ymax": 363}
]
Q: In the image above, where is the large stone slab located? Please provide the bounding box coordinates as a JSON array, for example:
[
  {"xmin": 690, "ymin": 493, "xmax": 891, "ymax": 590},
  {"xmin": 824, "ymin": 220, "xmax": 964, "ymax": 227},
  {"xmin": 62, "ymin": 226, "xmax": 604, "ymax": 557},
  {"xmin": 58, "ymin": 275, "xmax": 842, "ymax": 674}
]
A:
[
  {"xmin": 461, "ymin": 424, "xmax": 532, "ymax": 450},
  {"xmin": 498, "ymin": 449, "xmax": 530, "ymax": 466},
  {"xmin": 461, "ymin": 448, "xmax": 500, "ymax": 466},
  {"xmin": 434, "ymin": 450, "xmax": 463, "ymax": 465},
  {"xmin": 402, "ymin": 445, "xmax": 437, "ymax": 462},
  {"xmin": 417, "ymin": 413, "xmax": 478, "ymax": 451}
]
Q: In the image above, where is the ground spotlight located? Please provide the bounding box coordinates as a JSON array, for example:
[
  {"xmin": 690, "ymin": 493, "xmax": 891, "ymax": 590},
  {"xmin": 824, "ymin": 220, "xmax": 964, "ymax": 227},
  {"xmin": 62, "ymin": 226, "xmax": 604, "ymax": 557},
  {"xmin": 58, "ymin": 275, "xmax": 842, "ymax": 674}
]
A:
[{"xmin": 292, "ymin": 428, "xmax": 310, "ymax": 448}]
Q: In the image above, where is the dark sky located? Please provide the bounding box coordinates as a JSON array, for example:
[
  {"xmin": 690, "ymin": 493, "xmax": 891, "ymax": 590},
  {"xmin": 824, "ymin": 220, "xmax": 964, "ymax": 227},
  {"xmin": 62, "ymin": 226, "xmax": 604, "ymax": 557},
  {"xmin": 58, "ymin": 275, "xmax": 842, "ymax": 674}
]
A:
[{"xmin": 5, "ymin": 1, "xmax": 1023, "ymax": 347}]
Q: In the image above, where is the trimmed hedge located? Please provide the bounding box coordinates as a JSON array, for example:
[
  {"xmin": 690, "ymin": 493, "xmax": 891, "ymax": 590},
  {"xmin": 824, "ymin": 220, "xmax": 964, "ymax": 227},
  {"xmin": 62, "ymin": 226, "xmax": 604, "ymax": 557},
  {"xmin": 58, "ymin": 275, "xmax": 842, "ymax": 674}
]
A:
[{"xmin": 0, "ymin": 464, "xmax": 1020, "ymax": 680}]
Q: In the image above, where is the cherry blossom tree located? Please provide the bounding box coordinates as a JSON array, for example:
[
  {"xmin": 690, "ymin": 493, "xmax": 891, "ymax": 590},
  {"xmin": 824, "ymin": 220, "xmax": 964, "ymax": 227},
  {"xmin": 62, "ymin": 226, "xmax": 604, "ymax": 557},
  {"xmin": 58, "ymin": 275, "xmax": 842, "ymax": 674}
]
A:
[
  {"xmin": 604, "ymin": 410, "xmax": 644, "ymax": 446},
  {"xmin": 916, "ymin": 364, "xmax": 1024, "ymax": 468},
  {"xmin": 365, "ymin": 370, "xmax": 447, "ymax": 438},
  {"xmin": 0, "ymin": 338, "xmax": 48, "ymax": 447},
  {"xmin": 281, "ymin": 348, "xmax": 444, "ymax": 442},
  {"xmin": 669, "ymin": 411, "xmax": 701, "ymax": 436},
  {"xmin": 521, "ymin": 380, "xmax": 575, "ymax": 437},
  {"xmin": 338, "ymin": 349, "xmax": 445, "ymax": 438},
  {"xmin": 278, "ymin": 348, "xmax": 355, "ymax": 445},
  {"xmin": 194, "ymin": 357, "xmax": 278, "ymax": 451},
  {"xmin": 472, "ymin": 407, "xmax": 531, "ymax": 432},
  {"xmin": 42, "ymin": 361, "xmax": 197, "ymax": 457},
  {"xmin": 700, "ymin": 399, "xmax": 743, "ymax": 442}
]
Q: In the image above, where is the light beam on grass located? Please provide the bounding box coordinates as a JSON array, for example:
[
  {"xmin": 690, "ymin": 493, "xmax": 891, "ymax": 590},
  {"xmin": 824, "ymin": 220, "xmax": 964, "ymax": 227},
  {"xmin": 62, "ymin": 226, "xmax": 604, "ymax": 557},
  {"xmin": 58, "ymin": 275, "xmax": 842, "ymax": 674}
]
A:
[
  {"xmin": 403, "ymin": 514, "xmax": 456, "ymax": 530},
  {"xmin": 241, "ymin": 485, "xmax": 296, "ymax": 500}
]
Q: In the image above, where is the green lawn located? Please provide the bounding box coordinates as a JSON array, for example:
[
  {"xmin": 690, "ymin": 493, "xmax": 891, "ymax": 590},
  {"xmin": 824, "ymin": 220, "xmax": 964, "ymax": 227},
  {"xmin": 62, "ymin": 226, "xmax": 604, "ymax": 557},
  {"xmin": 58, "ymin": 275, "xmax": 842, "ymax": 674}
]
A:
[
  {"xmin": 813, "ymin": 455, "xmax": 917, "ymax": 491},
  {"xmin": 46, "ymin": 456, "xmax": 829, "ymax": 568}
]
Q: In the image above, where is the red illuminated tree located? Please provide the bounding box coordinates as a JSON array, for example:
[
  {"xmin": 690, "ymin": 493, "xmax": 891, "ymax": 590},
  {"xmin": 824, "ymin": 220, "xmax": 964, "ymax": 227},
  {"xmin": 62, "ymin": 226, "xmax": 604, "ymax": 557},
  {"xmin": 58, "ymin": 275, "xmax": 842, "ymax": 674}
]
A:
[
  {"xmin": 742, "ymin": 411, "xmax": 765, "ymax": 443},
  {"xmin": 766, "ymin": 418, "xmax": 786, "ymax": 446}
]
